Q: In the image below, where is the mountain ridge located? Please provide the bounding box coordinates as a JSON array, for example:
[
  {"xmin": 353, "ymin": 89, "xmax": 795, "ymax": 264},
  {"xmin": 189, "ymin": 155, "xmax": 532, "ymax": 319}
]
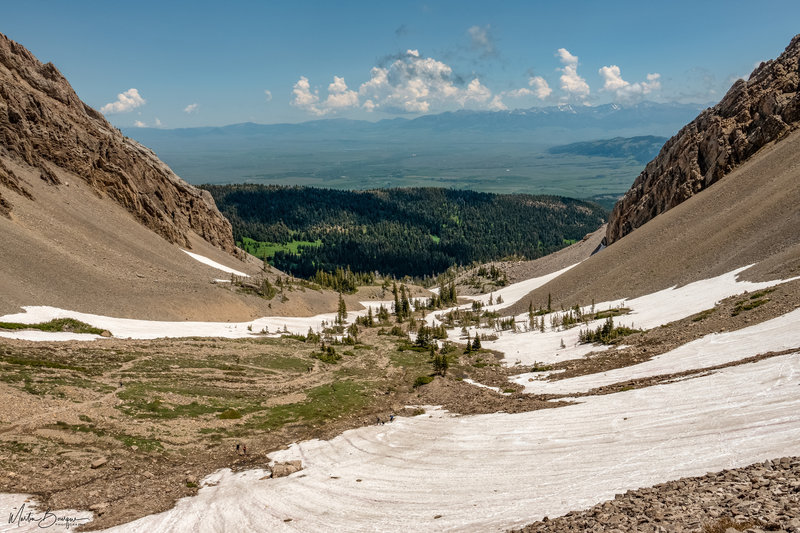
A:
[
  {"xmin": 126, "ymin": 101, "xmax": 707, "ymax": 139},
  {"xmin": 0, "ymin": 32, "xmax": 238, "ymax": 255},
  {"xmin": 606, "ymin": 34, "xmax": 800, "ymax": 244}
]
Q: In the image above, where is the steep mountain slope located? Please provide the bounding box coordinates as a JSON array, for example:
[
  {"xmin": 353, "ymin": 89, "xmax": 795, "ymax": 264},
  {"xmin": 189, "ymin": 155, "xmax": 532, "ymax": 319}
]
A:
[
  {"xmin": 0, "ymin": 33, "xmax": 347, "ymax": 320},
  {"xmin": 504, "ymin": 120, "xmax": 800, "ymax": 316},
  {"xmin": 0, "ymin": 32, "xmax": 236, "ymax": 253},
  {"xmin": 606, "ymin": 34, "xmax": 800, "ymax": 244}
]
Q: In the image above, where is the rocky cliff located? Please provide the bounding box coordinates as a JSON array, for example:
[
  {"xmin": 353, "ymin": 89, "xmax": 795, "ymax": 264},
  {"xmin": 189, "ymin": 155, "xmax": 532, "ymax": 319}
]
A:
[
  {"xmin": 0, "ymin": 32, "xmax": 238, "ymax": 254},
  {"xmin": 606, "ymin": 34, "xmax": 800, "ymax": 244}
]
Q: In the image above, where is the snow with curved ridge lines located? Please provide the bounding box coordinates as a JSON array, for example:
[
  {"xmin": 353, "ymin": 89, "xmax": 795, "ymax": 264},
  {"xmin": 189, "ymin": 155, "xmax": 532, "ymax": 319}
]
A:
[{"xmin": 98, "ymin": 353, "xmax": 800, "ymax": 532}]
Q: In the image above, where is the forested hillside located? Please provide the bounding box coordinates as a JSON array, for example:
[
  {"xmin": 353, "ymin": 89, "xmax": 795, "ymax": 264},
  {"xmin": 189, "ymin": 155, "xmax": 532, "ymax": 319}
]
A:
[
  {"xmin": 548, "ymin": 136, "xmax": 667, "ymax": 164},
  {"xmin": 205, "ymin": 185, "xmax": 607, "ymax": 279}
]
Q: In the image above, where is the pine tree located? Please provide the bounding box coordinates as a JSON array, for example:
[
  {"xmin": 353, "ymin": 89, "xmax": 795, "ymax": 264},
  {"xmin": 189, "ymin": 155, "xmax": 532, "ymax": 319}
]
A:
[
  {"xmin": 472, "ymin": 336, "xmax": 482, "ymax": 351},
  {"xmin": 337, "ymin": 293, "xmax": 347, "ymax": 324}
]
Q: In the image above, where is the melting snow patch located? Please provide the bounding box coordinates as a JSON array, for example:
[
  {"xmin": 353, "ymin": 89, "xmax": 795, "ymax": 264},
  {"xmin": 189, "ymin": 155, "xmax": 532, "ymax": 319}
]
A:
[
  {"xmin": 462, "ymin": 378, "xmax": 510, "ymax": 395},
  {"xmin": 453, "ymin": 265, "xmax": 800, "ymax": 367},
  {"xmin": 0, "ymin": 306, "xmax": 340, "ymax": 341},
  {"xmin": 512, "ymin": 307, "xmax": 800, "ymax": 395},
  {"xmin": 182, "ymin": 250, "xmax": 249, "ymax": 277}
]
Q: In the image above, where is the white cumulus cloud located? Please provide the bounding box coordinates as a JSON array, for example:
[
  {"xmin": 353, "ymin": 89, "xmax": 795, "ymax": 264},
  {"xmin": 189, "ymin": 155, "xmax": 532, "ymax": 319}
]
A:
[
  {"xmin": 528, "ymin": 76, "xmax": 552, "ymax": 99},
  {"xmin": 291, "ymin": 76, "xmax": 324, "ymax": 115},
  {"xmin": 599, "ymin": 65, "xmax": 661, "ymax": 102},
  {"xmin": 133, "ymin": 120, "xmax": 146, "ymax": 128},
  {"xmin": 357, "ymin": 49, "xmax": 491, "ymax": 114},
  {"xmin": 264, "ymin": 89, "xmax": 273, "ymax": 102},
  {"xmin": 100, "ymin": 88, "xmax": 146, "ymax": 114},
  {"xmin": 598, "ymin": 65, "xmax": 628, "ymax": 90},
  {"xmin": 556, "ymin": 48, "xmax": 589, "ymax": 100},
  {"xmin": 291, "ymin": 75, "xmax": 359, "ymax": 115},
  {"xmin": 325, "ymin": 76, "xmax": 359, "ymax": 109},
  {"xmin": 292, "ymin": 50, "xmax": 507, "ymax": 116},
  {"xmin": 184, "ymin": 103, "xmax": 199, "ymax": 114},
  {"xmin": 487, "ymin": 94, "xmax": 507, "ymax": 111}
]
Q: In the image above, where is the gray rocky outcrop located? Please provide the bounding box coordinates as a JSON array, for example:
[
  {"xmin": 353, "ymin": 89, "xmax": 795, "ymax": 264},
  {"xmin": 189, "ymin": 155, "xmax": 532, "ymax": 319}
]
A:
[
  {"xmin": 513, "ymin": 456, "xmax": 800, "ymax": 532},
  {"xmin": 606, "ymin": 34, "xmax": 800, "ymax": 244},
  {"xmin": 0, "ymin": 32, "xmax": 239, "ymax": 255},
  {"xmin": 271, "ymin": 460, "xmax": 303, "ymax": 478}
]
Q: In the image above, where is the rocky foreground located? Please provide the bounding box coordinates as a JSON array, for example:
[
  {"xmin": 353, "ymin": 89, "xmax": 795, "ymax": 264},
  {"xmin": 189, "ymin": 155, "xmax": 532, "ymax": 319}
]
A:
[{"xmin": 514, "ymin": 457, "xmax": 800, "ymax": 533}]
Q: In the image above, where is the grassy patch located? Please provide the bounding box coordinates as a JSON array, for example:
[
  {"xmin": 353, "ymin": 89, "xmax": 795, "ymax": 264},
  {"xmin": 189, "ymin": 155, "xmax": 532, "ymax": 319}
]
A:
[
  {"xmin": 389, "ymin": 348, "xmax": 430, "ymax": 370},
  {"xmin": 117, "ymin": 385, "xmax": 222, "ymax": 419},
  {"xmin": 732, "ymin": 298, "xmax": 768, "ymax": 316},
  {"xmin": 0, "ymin": 318, "xmax": 105, "ymax": 335},
  {"xmin": 0, "ymin": 354, "xmax": 88, "ymax": 373},
  {"xmin": 114, "ymin": 433, "xmax": 163, "ymax": 452},
  {"xmin": 238, "ymin": 236, "xmax": 322, "ymax": 260},
  {"xmin": 591, "ymin": 307, "xmax": 631, "ymax": 320},
  {"xmin": 691, "ymin": 308, "xmax": 715, "ymax": 322},
  {"xmin": 218, "ymin": 408, "xmax": 242, "ymax": 420},
  {"xmin": 413, "ymin": 375, "xmax": 434, "ymax": 387},
  {"xmin": 248, "ymin": 355, "xmax": 310, "ymax": 372},
  {"xmin": 248, "ymin": 380, "xmax": 369, "ymax": 431}
]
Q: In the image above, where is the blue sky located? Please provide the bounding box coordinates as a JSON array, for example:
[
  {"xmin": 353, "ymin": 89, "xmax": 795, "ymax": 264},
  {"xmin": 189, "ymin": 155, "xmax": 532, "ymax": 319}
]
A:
[{"xmin": 3, "ymin": 1, "xmax": 799, "ymax": 128}]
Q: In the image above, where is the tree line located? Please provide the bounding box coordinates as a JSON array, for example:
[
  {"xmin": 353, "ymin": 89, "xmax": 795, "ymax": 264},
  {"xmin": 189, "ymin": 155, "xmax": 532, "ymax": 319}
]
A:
[{"xmin": 204, "ymin": 185, "xmax": 607, "ymax": 279}]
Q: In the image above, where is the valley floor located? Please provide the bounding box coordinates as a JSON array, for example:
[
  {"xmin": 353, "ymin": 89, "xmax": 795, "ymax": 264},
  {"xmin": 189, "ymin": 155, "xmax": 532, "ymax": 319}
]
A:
[{"xmin": 0, "ymin": 261, "xmax": 799, "ymax": 531}]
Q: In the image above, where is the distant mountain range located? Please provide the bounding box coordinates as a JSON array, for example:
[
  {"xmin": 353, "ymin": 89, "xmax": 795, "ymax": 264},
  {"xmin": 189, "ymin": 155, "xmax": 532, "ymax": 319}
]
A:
[
  {"xmin": 127, "ymin": 102, "xmax": 705, "ymax": 145},
  {"xmin": 123, "ymin": 102, "xmax": 705, "ymax": 193},
  {"xmin": 548, "ymin": 136, "xmax": 668, "ymax": 165}
]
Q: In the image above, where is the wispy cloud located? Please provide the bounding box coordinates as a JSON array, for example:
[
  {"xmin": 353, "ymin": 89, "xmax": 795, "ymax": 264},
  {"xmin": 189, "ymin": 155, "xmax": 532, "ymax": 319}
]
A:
[
  {"xmin": 183, "ymin": 103, "xmax": 199, "ymax": 114},
  {"xmin": 264, "ymin": 89, "xmax": 273, "ymax": 102},
  {"xmin": 468, "ymin": 25, "xmax": 496, "ymax": 58},
  {"xmin": 100, "ymin": 88, "xmax": 145, "ymax": 114},
  {"xmin": 133, "ymin": 120, "xmax": 146, "ymax": 128}
]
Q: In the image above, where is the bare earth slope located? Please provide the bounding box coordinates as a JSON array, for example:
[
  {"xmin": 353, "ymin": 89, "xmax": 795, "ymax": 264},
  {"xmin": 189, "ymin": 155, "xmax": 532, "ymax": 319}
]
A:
[
  {"xmin": 0, "ymin": 32, "xmax": 236, "ymax": 253},
  {"xmin": 0, "ymin": 32, "xmax": 350, "ymax": 320},
  {"xmin": 504, "ymin": 126, "xmax": 800, "ymax": 315},
  {"xmin": 606, "ymin": 34, "xmax": 800, "ymax": 244}
]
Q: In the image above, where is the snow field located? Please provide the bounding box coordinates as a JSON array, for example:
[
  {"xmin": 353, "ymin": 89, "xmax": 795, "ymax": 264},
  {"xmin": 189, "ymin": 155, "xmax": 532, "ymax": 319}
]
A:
[
  {"xmin": 100, "ymin": 353, "xmax": 800, "ymax": 532},
  {"xmin": 435, "ymin": 265, "xmax": 800, "ymax": 367},
  {"xmin": 0, "ymin": 301, "xmax": 392, "ymax": 342},
  {"xmin": 512, "ymin": 307, "xmax": 800, "ymax": 395},
  {"xmin": 181, "ymin": 250, "xmax": 250, "ymax": 277}
]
